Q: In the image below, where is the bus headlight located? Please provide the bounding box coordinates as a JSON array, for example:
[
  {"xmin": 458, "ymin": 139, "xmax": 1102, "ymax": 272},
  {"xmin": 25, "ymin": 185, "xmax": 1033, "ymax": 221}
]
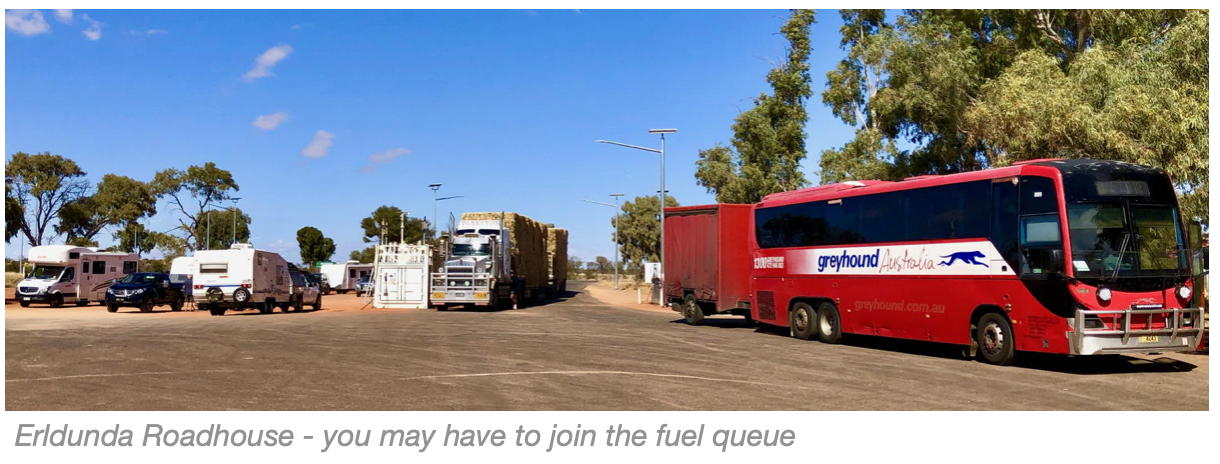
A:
[
  {"xmin": 1177, "ymin": 286, "xmax": 1192, "ymax": 300},
  {"xmin": 233, "ymin": 288, "xmax": 251, "ymax": 303},
  {"xmin": 1097, "ymin": 287, "xmax": 1112, "ymax": 303}
]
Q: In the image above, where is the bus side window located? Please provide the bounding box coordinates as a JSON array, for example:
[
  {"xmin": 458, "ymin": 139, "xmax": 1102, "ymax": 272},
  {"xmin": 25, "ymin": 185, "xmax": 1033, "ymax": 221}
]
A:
[
  {"xmin": 990, "ymin": 179, "xmax": 1019, "ymax": 269},
  {"xmin": 1019, "ymin": 176, "xmax": 1064, "ymax": 275}
]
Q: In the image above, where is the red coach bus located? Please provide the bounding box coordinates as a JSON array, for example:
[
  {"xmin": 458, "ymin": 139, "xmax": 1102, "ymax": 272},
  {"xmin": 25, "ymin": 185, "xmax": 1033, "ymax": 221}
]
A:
[{"xmin": 674, "ymin": 159, "xmax": 1204, "ymax": 365}]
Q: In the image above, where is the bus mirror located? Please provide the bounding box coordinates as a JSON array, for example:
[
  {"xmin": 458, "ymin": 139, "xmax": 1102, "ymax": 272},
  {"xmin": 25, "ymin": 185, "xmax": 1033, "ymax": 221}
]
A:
[{"xmin": 1187, "ymin": 220, "xmax": 1203, "ymax": 249}]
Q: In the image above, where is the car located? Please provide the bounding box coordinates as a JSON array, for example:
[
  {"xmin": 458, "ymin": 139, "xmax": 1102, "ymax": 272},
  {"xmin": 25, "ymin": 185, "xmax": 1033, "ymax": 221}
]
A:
[
  {"xmin": 311, "ymin": 272, "xmax": 332, "ymax": 295},
  {"xmin": 286, "ymin": 265, "xmax": 323, "ymax": 312},
  {"xmin": 104, "ymin": 272, "xmax": 186, "ymax": 313},
  {"xmin": 355, "ymin": 276, "xmax": 374, "ymax": 297}
]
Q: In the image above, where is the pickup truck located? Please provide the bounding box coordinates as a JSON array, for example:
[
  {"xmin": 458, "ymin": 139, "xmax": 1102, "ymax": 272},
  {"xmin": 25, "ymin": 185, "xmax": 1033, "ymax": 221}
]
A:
[{"xmin": 104, "ymin": 272, "xmax": 186, "ymax": 313}]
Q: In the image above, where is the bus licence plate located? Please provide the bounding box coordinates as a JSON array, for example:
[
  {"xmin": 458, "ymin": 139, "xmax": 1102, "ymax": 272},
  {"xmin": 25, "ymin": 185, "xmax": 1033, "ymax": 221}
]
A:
[{"xmin": 1139, "ymin": 335, "xmax": 1160, "ymax": 344}]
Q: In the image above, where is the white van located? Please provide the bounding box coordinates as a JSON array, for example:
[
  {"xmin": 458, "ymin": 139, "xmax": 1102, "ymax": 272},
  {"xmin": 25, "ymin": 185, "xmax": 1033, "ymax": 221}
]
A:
[
  {"xmin": 191, "ymin": 243, "xmax": 293, "ymax": 316},
  {"xmin": 168, "ymin": 256, "xmax": 197, "ymax": 302},
  {"xmin": 15, "ymin": 245, "xmax": 138, "ymax": 307},
  {"xmin": 318, "ymin": 261, "xmax": 374, "ymax": 293}
]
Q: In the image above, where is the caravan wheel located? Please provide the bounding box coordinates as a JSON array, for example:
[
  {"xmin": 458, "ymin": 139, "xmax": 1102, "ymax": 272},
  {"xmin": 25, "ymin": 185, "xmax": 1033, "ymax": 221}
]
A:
[{"xmin": 259, "ymin": 300, "xmax": 275, "ymax": 314}]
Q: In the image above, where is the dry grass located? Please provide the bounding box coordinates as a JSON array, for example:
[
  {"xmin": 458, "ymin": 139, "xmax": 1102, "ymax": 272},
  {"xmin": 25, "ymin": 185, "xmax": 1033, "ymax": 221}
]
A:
[{"xmin": 6, "ymin": 272, "xmax": 23, "ymax": 287}]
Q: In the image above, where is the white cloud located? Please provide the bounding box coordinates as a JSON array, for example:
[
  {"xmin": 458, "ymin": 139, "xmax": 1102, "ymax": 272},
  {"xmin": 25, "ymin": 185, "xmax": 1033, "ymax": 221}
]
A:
[
  {"xmin": 82, "ymin": 14, "xmax": 102, "ymax": 40},
  {"xmin": 252, "ymin": 112, "xmax": 289, "ymax": 131},
  {"xmin": 301, "ymin": 130, "xmax": 334, "ymax": 158},
  {"xmin": 243, "ymin": 43, "xmax": 293, "ymax": 82},
  {"xmin": 360, "ymin": 147, "xmax": 410, "ymax": 172},
  {"xmin": 53, "ymin": 9, "xmax": 73, "ymax": 24},
  {"xmin": 5, "ymin": 10, "xmax": 50, "ymax": 36},
  {"xmin": 130, "ymin": 28, "xmax": 168, "ymax": 37}
]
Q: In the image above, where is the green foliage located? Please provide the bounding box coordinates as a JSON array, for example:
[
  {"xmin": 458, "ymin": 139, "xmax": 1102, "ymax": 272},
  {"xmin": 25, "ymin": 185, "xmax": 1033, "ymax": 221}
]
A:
[
  {"xmin": 5, "ymin": 184, "xmax": 23, "ymax": 243},
  {"xmin": 112, "ymin": 222, "xmax": 162, "ymax": 255},
  {"xmin": 5, "ymin": 152, "xmax": 89, "ymax": 245},
  {"xmin": 566, "ymin": 256, "xmax": 585, "ymax": 280},
  {"xmin": 694, "ymin": 9, "xmax": 815, "ymax": 203},
  {"xmin": 820, "ymin": 9, "xmax": 1208, "ymax": 223},
  {"xmin": 359, "ymin": 205, "xmax": 430, "ymax": 244},
  {"xmin": 56, "ymin": 174, "xmax": 157, "ymax": 243},
  {"xmin": 296, "ymin": 226, "xmax": 336, "ymax": 265},
  {"xmin": 191, "ymin": 208, "xmax": 251, "ymax": 250},
  {"xmin": 349, "ymin": 246, "xmax": 375, "ymax": 264},
  {"xmin": 151, "ymin": 162, "xmax": 240, "ymax": 250},
  {"xmin": 615, "ymin": 195, "xmax": 679, "ymax": 274}
]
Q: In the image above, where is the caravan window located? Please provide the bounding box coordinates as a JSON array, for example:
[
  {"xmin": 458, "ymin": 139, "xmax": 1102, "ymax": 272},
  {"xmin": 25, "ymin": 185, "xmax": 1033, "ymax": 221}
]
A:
[
  {"xmin": 123, "ymin": 261, "xmax": 138, "ymax": 274},
  {"xmin": 200, "ymin": 263, "xmax": 228, "ymax": 273},
  {"xmin": 91, "ymin": 261, "xmax": 107, "ymax": 274},
  {"xmin": 68, "ymin": 252, "xmax": 80, "ymax": 259}
]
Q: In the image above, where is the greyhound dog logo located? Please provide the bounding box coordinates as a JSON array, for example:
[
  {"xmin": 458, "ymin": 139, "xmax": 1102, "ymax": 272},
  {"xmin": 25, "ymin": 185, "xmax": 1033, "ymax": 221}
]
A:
[{"xmin": 938, "ymin": 251, "xmax": 989, "ymax": 267}]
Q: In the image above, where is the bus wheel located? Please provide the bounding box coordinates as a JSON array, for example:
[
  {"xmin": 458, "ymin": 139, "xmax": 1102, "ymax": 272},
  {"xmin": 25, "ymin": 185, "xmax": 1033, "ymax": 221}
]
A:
[
  {"xmin": 816, "ymin": 302, "xmax": 843, "ymax": 344},
  {"xmin": 683, "ymin": 295, "xmax": 704, "ymax": 325},
  {"xmin": 789, "ymin": 302, "xmax": 816, "ymax": 340},
  {"xmin": 976, "ymin": 312, "xmax": 1015, "ymax": 365}
]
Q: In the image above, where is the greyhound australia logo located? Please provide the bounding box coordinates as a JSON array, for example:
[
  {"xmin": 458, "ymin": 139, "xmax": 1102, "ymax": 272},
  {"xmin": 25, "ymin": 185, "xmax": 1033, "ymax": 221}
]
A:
[
  {"xmin": 817, "ymin": 249, "xmax": 881, "ymax": 272},
  {"xmin": 938, "ymin": 251, "xmax": 988, "ymax": 268}
]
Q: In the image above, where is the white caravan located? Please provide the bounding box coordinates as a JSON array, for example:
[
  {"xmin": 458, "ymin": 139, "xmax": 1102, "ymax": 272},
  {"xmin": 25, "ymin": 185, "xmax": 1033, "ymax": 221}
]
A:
[
  {"xmin": 372, "ymin": 243, "xmax": 430, "ymax": 309},
  {"xmin": 14, "ymin": 245, "xmax": 138, "ymax": 307},
  {"xmin": 168, "ymin": 256, "xmax": 197, "ymax": 301},
  {"xmin": 191, "ymin": 243, "xmax": 292, "ymax": 316},
  {"xmin": 318, "ymin": 261, "xmax": 374, "ymax": 293}
]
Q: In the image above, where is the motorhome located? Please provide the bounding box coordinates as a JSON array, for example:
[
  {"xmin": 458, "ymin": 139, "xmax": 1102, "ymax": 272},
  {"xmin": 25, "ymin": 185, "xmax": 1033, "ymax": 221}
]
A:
[
  {"xmin": 191, "ymin": 243, "xmax": 293, "ymax": 316},
  {"xmin": 168, "ymin": 256, "xmax": 197, "ymax": 302},
  {"xmin": 318, "ymin": 261, "xmax": 374, "ymax": 293},
  {"xmin": 14, "ymin": 245, "xmax": 138, "ymax": 307}
]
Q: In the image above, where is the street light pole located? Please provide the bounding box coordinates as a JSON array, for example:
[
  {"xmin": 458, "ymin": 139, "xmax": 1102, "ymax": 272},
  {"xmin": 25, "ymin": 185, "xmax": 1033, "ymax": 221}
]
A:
[
  {"xmin": 230, "ymin": 198, "xmax": 241, "ymax": 246},
  {"xmin": 610, "ymin": 193, "xmax": 624, "ymax": 290},
  {"xmin": 597, "ymin": 128, "xmax": 676, "ymax": 304},
  {"xmin": 429, "ymin": 184, "xmax": 442, "ymax": 238}
]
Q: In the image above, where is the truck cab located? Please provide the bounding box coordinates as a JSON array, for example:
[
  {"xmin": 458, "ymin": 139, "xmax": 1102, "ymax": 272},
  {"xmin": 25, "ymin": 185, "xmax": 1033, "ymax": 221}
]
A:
[{"xmin": 430, "ymin": 220, "xmax": 515, "ymax": 309}]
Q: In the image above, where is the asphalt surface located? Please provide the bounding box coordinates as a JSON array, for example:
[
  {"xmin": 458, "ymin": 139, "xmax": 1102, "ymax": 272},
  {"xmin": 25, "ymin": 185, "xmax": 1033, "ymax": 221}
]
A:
[{"xmin": 5, "ymin": 282, "xmax": 1208, "ymax": 410}]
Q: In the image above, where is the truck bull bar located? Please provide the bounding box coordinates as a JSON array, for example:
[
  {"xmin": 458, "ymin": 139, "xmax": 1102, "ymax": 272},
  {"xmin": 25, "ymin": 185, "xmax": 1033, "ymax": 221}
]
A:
[{"xmin": 1070, "ymin": 307, "xmax": 1205, "ymax": 355}]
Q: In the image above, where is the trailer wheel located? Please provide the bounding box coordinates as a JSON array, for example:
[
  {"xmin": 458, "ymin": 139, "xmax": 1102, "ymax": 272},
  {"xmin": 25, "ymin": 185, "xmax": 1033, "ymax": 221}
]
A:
[
  {"xmin": 815, "ymin": 302, "xmax": 843, "ymax": 344},
  {"xmin": 789, "ymin": 302, "xmax": 816, "ymax": 340},
  {"xmin": 682, "ymin": 295, "xmax": 704, "ymax": 325},
  {"xmin": 291, "ymin": 296, "xmax": 303, "ymax": 312},
  {"xmin": 76, "ymin": 299, "xmax": 88, "ymax": 307},
  {"xmin": 209, "ymin": 306, "xmax": 225, "ymax": 316},
  {"xmin": 976, "ymin": 312, "xmax": 1015, "ymax": 365}
]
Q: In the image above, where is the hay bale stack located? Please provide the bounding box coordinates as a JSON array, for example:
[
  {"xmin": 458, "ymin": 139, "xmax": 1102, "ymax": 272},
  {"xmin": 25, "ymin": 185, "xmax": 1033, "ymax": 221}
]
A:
[
  {"xmin": 461, "ymin": 212, "xmax": 548, "ymax": 288},
  {"xmin": 547, "ymin": 227, "xmax": 568, "ymax": 290}
]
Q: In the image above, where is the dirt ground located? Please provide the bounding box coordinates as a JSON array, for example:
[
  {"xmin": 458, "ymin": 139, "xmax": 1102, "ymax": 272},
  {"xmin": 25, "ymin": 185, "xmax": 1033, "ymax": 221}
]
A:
[{"xmin": 5, "ymin": 281, "xmax": 1209, "ymax": 410}]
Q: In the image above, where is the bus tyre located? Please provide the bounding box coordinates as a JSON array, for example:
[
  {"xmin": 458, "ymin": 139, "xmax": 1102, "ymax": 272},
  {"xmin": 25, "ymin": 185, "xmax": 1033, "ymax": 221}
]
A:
[
  {"xmin": 789, "ymin": 302, "xmax": 816, "ymax": 340},
  {"xmin": 816, "ymin": 302, "xmax": 843, "ymax": 344},
  {"xmin": 683, "ymin": 295, "xmax": 704, "ymax": 325},
  {"xmin": 976, "ymin": 312, "xmax": 1015, "ymax": 365}
]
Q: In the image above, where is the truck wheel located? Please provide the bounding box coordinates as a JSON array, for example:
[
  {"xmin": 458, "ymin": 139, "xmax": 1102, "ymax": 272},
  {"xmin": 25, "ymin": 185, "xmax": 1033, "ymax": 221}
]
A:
[
  {"xmin": 312, "ymin": 294, "xmax": 322, "ymax": 310},
  {"xmin": 106, "ymin": 302, "xmax": 118, "ymax": 313},
  {"xmin": 816, "ymin": 302, "xmax": 843, "ymax": 344},
  {"xmin": 976, "ymin": 312, "xmax": 1016, "ymax": 365},
  {"xmin": 683, "ymin": 295, "xmax": 704, "ymax": 325},
  {"xmin": 49, "ymin": 294, "xmax": 63, "ymax": 308},
  {"xmin": 170, "ymin": 297, "xmax": 183, "ymax": 312},
  {"xmin": 140, "ymin": 298, "xmax": 154, "ymax": 313},
  {"xmin": 789, "ymin": 302, "xmax": 816, "ymax": 340}
]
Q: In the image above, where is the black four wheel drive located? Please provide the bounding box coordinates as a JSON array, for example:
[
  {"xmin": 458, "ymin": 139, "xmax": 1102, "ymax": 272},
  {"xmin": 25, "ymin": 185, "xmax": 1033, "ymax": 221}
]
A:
[{"xmin": 104, "ymin": 273, "xmax": 186, "ymax": 313}]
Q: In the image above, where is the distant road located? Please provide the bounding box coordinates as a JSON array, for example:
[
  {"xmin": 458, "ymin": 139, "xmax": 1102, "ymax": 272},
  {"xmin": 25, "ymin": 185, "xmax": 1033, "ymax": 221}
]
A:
[{"xmin": 5, "ymin": 283, "xmax": 1207, "ymax": 410}]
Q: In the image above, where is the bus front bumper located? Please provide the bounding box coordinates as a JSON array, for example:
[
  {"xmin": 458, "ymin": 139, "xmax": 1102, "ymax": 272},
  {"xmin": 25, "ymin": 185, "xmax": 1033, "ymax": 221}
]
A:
[{"xmin": 1069, "ymin": 308, "xmax": 1205, "ymax": 355}]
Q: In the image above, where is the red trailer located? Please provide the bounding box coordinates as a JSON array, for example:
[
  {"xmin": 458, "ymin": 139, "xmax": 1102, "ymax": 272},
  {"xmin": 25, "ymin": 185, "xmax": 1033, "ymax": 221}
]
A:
[{"xmin": 663, "ymin": 204, "xmax": 752, "ymax": 324}]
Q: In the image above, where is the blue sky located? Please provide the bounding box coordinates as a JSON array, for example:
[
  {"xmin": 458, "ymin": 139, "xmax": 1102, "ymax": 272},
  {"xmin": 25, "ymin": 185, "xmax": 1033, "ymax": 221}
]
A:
[{"xmin": 5, "ymin": 9, "xmax": 859, "ymax": 263}]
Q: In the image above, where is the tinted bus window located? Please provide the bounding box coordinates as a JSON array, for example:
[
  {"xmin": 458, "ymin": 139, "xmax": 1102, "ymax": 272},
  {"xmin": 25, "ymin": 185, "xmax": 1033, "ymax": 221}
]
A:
[
  {"xmin": 991, "ymin": 179, "xmax": 1019, "ymax": 268},
  {"xmin": 1020, "ymin": 176, "xmax": 1058, "ymax": 214}
]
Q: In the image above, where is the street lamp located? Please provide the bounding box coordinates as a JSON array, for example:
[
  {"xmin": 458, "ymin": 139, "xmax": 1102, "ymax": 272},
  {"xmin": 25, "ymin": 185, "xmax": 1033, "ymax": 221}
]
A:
[
  {"xmin": 428, "ymin": 183, "xmax": 463, "ymax": 238},
  {"xmin": 597, "ymin": 128, "xmax": 676, "ymax": 303},
  {"xmin": 229, "ymin": 198, "xmax": 241, "ymax": 246},
  {"xmin": 583, "ymin": 192, "xmax": 625, "ymax": 290}
]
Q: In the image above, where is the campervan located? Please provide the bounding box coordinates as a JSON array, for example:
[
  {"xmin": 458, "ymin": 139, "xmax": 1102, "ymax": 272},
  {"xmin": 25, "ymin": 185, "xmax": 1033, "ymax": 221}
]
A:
[
  {"xmin": 168, "ymin": 256, "xmax": 197, "ymax": 301},
  {"xmin": 14, "ymin": 245, "xmax": 138, "ymax": 307},
  {"xmin": 318, "ymin": 261, "xmax": 374, "ymax": 293},
  {"xmin": 191, "ymin": 243, "xmax": 293, "ymax": 316}
]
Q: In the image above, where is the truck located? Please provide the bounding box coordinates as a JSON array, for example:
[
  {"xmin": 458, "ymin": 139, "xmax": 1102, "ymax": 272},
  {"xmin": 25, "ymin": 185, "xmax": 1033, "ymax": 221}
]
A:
[
  {"xmin": 547, "ymin": 227, "xmax": 568, "ymax": 298},
  {"xmin": 662, "ymin": 204, "xmax": 753, "ymax": 325},
  {"xmin": 318, "ymin": 261, "xmax": 374, "ymax": 294},
  {"xmin": 191, "ymin": 243, "xmax": 293, "ymax": 316},
  {"xmin": 14, "ymin": 245, "xmax": 138, "ymax": 307},
  {"xmin": 429, "ymin": 212, "xmax": 555, "ymax": 309}
]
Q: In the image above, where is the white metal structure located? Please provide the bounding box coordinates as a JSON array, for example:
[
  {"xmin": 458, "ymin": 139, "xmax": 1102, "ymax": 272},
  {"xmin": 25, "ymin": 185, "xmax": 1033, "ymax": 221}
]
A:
[
  {"xmin": 372, "ymin": 243, "xmax": 431, "ymax": 309},
  {"xmin": 318, "ymin": 261, "xmax": 374, "ymax": 293},
  {"xmin": 14, "ymin": 245, "xmax": 138, "ymax": 307},
  {"xmin": 191, "ymin": 243, "xmax": 292, "ymax": 316}
]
